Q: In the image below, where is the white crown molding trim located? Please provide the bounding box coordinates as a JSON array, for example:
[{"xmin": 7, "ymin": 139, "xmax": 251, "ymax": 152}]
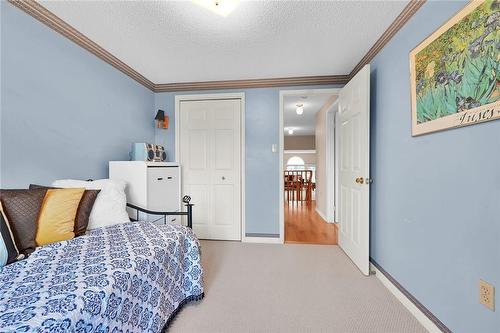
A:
[
  {"xmin": 349, "ymin": 0, "xmax": 426, "ymax": 78},
  {"xmin": 154, "ymin": 75, "xmax": 350, "ymax": 92},
  {"xmin": 284, "ymin": 150, "xmax": 317, "ymax": 154}
]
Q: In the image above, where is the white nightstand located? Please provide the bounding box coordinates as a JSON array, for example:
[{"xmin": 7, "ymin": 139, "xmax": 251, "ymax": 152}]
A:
[{"xmin": 109, "ymin": 161, "xmax": 181, "ymax": 224}]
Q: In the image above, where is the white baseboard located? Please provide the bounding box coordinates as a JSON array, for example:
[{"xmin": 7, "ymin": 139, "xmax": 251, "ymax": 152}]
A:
[
  {"xmin": 242, "ymin": 236, "xmax": 282, "ymax": 244},
  {"xmin": 315, "ymin": 207, "xmax": 328, "ymax": 222},
  {"xmin": 370, "ymin": 264, "xmax": 443, "ymax": 333}
]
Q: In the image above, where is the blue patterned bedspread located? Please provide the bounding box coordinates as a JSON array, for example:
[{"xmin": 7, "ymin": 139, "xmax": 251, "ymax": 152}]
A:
[{"xmin": 0, "ymin": 222, "xmax": 204, "ymax": 333}]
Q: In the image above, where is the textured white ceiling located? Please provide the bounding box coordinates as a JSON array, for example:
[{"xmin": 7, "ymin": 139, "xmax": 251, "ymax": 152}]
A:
[
  {"xmin": 284, "ymin": 94, "xmax": 335, "ymax": 136},
  {"xmin": 40, "ymin": 0, "xmax": 408, "ymax": 84}
]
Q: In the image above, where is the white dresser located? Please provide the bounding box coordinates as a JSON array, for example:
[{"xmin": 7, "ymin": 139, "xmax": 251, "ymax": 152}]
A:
[{"xmin": 109, "ymin": 161, "xmax": 181, "ymax": 224}]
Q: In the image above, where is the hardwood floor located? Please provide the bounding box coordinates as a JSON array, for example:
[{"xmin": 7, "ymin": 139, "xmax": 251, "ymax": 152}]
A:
[{"xmin": 285, "ymin": 201, "xmax": 338, "ymax": 245}]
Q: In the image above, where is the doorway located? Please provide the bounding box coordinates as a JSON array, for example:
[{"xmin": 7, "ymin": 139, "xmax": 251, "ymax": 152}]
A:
[
  {"xmin": 279, "ymin": 66, "xmax": 371, "ymax": 275},
  {"xmin": 175, "ymin": 93, "xmax": 245, "ymax": 241},
  {"xmin": 279, "ymin": 89, "xmax": 340, "ymax": 245}
]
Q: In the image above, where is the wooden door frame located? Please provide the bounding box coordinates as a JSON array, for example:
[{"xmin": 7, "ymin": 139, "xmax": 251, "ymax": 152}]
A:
[
  {"xmin": 175, "ymin": 92, "xmax": 245, "ymax": 241},
  {"xmin": 279, "ymin": 88, "xmax": 341, "ymax": 244}
]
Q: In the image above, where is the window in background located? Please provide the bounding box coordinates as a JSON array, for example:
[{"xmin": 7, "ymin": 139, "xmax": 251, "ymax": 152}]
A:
[
  {"xmin": 286, "ymin": 156, "xmax": 316, "ymax": 182},
  {"xmin": 286, "ymin": 156, "xmax": 305, "ymax": 168}
]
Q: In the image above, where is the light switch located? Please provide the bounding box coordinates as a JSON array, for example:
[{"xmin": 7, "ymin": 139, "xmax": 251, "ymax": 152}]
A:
[{"xmin": 271, "ymin": 144, "xmax": 277, "ymax": 153}]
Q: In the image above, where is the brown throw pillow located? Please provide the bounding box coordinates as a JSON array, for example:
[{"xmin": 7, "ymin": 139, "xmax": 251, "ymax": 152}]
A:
[
  {"xmin": 29, "ymin": 184, "xmax": 100, "ymax": 236},
  {"xmin": 0, "ymin": 188, "xmax": 47, "ymax": 255}
]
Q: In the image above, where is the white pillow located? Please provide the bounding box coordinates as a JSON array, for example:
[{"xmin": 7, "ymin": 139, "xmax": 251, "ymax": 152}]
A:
[{"xmin": 52, "ymin": 179, "xmax": 130, "ymax": 230}]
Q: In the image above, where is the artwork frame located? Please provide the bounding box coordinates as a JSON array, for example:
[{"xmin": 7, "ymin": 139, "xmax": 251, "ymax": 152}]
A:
[{"xmin": 410, "ymin": 0, "xmax": 500, "ymax": 136}]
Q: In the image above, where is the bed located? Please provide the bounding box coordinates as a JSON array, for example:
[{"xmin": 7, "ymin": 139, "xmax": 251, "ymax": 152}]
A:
[{"xmin": 0, "ymin": 221, "xmax": 204, "ymax": 332}]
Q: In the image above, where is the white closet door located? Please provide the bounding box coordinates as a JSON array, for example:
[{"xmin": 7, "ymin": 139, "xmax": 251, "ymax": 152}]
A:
[{"xmin": 179, "ymin": 99, "xmax": 241, "ymax": 240}]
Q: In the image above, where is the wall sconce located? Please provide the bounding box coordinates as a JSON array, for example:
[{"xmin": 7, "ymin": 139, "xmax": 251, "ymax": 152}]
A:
[{"xmin": 154, "ymin": 110, "xmax": 169, "ymax": 129}]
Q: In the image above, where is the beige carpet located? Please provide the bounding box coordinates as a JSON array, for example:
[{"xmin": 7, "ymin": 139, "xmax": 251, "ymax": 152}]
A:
[{"xmin": 169, "ymin": 241, "xmax": 427, "ymax": 333}]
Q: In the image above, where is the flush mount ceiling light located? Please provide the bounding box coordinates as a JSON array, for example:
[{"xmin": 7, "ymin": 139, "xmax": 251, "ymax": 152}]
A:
[
  {"xmin": 296, "ymin": 104, "xmax": 304, "ymax": 115},
  {"xmin": 287, "ymin": 128, "xmax": 294, "ymax": 135},
  {"xmin": 192, "ymin": 0, "xmax": 239, "ymax": 17}
]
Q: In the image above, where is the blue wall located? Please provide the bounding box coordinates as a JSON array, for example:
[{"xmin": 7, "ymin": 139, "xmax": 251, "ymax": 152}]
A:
[
  {"xmin": 370, "ymin": 1, "xmax": 499, "ymax": 332},
  {"xmin": 0, "ymin": 2, "xmax": 154, "ymax": 188}
]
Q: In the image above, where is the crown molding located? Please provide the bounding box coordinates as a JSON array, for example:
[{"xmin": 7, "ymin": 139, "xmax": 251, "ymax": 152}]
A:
[
  {"xmin": 153, "ymin": 75, "xmax": 350, "ymax": 92},
  {"xmin": 9, "ymin": 0, "xmax": 426, "ymax": 92},
  {"xmin": 8, "ymin": 0, "xmax": 155, "ymax": 91},
  {"xmin": 349, "ymin": 0, "xmax": 426, "ymax": 79}
]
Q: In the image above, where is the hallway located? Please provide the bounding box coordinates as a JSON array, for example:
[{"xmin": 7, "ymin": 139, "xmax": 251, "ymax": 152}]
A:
[{"xmin": 284, "ymin": 201, "xmax": 337, "ymax": 245}]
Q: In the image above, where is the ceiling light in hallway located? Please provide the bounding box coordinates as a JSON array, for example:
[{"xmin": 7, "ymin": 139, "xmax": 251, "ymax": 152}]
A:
[
  {"xmin": 192, "ymin": 0, "xmax": 239, "ymax": 17},
  {"xmin": 296, "ymin": 104, "xmax": 304, "ymax": 115},
  {"xmin": 288, "ymin": 128, "xmax": 294, "ymax": 135}
]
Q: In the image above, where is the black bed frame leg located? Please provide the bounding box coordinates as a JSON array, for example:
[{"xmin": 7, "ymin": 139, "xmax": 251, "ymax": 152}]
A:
[{"xmin": 186, "ymin": 203, "xmax": 193, "ymax": 229}]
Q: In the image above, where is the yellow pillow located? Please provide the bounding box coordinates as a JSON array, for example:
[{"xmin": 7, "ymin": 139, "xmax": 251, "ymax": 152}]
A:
[{"xmin": 36, "ymin": 188, "xmax": 85, "ymax": 246}]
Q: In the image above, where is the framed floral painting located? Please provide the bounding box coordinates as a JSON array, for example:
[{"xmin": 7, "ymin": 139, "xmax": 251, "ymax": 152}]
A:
[{"xmin": 410, "ymin": 0, "xmax": 500, "ymax": 136}]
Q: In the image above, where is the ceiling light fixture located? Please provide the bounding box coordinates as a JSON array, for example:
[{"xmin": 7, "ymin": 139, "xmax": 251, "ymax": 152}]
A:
[
  {"xmin": 192, "ymin": 0, "xmax": 239, "ymax": 17},
  {"xmin": 296, "ymin": 104, "xmax": 304, "ymax": 115},
  {"xmin": 288, "ymin": 128, "xmax": 294, "ymax": 135}
]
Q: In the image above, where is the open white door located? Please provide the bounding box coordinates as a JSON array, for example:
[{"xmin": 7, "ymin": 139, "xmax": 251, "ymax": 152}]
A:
[{"xmin": 337, "ymin": 64, "xmax": 371, "ymax": 276}]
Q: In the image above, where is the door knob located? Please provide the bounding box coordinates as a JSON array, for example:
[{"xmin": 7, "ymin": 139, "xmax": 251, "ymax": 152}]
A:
[{"xmin": 355, "ymin": 177, "xmax": 364, "ymax": 184}]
